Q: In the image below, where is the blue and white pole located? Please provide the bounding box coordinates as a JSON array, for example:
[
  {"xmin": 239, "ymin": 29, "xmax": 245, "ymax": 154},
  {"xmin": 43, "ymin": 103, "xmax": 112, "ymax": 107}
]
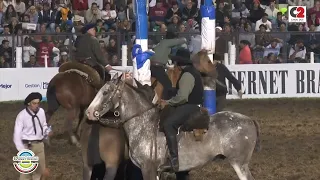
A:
[
  {"xmin": 132, "ymin": 0, "xmax": 153, "ymax": 86},
  {"xmin": 201, "ymin": 0, "xmax": 216, "ymax": 115}
]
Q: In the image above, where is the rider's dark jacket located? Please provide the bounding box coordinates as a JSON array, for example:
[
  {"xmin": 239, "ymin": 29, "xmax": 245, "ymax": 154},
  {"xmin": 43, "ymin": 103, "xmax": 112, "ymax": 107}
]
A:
[
  {"xmin": 75, "ymin": 33, "xmax": 108, "ymax": 67},
  {"xmin": 216, "ymin": 63, "xmax": 241, "ymax": 97},
  {"xmin": 167, "ymin": 65, "xmax": 204, "ymax": 106}
]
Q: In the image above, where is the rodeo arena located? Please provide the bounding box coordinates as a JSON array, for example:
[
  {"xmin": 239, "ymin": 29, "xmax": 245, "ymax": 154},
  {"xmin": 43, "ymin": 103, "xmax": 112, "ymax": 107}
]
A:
[{"xmin": 1, "ymin": 0, "xmax": 320, "ymax": 179}]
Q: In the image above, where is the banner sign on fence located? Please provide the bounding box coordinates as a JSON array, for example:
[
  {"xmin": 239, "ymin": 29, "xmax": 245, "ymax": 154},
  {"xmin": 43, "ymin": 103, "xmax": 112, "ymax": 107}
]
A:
[{"xmin": 0, "ymin": 64, "xmax": 320, "ymax": 102}]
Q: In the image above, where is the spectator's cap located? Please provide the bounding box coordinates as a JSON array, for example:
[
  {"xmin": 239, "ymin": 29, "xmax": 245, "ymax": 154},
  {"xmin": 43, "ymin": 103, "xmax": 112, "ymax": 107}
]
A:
[
  {"xmin": 172, "ymin": 1, "xmax": 178, "ymax": 5},
  {"xmin": 24, "ymin": 92, "xmax": 42, "ymax": 105},
  {"xmin": 74, "ymin": 15, "xmax": 82, "ymax": 22},
  {"xmin": 168, "ymin": 48, "xmax": 193, "ymax": 66},
  {"xmin": 61, "ymin": 52, "xmax": 68, "ymax": 56},
  {"xmin": 82, "ymin": 23, "xmax": 96, "ymax": 34},
  {"xmin": 216, "ymin": 26, "xmax": 222, "ymax": 31}
]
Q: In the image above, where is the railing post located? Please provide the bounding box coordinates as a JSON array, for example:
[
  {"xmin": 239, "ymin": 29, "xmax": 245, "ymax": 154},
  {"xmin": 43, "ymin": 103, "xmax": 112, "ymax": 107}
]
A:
[{"xmin": 16, "ymin": 47, "xmax": 22, "ymax": 68}]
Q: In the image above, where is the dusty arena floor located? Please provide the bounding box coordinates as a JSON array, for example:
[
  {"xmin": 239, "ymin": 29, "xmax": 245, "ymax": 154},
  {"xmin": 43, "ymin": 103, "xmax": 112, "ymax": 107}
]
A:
[{"xmin": 1, "ymin": 99, "xmax": 320, "ymax": 180}]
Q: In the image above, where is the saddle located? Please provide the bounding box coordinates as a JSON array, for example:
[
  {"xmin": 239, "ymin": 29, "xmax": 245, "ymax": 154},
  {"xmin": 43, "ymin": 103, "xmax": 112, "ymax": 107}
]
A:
[
  {"xmin": 59, "ymin": 61, "xmax": 103, "ymax": 89},
  {"xmin": 159, "ymin": 106, "xmax": 210, "ymax": 141}
]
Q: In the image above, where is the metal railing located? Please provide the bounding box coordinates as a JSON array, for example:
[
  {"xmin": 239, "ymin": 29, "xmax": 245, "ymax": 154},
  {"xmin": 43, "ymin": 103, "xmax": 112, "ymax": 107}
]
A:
[{"xmin": 1, "ymin": 31, "xmax": 320, "ymax": 68}]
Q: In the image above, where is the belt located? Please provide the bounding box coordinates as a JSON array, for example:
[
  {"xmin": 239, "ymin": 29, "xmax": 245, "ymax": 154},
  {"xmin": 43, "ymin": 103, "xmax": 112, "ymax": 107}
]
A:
[
  {"xmin": 22, "ymin": 139, "xmax": 43, "ymax": 144},
  {"xmin": 151, "ymin": 61, "xmax": 165, "ymax": 67}
]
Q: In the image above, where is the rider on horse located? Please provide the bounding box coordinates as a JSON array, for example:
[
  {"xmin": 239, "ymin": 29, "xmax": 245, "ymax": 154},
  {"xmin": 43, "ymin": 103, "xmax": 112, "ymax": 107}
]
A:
[
  {"xmin": 150, "ymin": 31, "xmax": 187, "ymax": 100},
  {"xmin": 159, "ymin": 48, "xmax": 204, "ymax": 172},
  {"xmin": 75, "ymin": 23, "xmax": 111, "ymax": 82}
]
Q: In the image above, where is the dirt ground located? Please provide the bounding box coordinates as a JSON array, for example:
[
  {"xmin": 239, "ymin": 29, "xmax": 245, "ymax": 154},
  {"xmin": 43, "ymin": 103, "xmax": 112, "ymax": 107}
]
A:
[{"xmin": 1, "ymin": 99, "xmax": 320, "ymax": 180}]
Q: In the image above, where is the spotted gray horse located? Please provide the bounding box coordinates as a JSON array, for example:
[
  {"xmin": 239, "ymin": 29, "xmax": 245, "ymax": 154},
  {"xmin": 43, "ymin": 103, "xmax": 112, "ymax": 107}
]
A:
[{"xmin": 86, "ymin": 74, "xmax": 261, "ymax": 180}]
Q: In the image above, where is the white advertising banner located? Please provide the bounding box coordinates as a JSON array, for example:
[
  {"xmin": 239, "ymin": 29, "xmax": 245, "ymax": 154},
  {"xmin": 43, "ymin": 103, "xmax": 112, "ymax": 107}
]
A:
[
  {"xmin": 226, "ymin": 64, "xmax": 320, "ymax": 99},
  {"xmin": 0, "ymin": 64, "xmax": 320, "ymax": 102}
]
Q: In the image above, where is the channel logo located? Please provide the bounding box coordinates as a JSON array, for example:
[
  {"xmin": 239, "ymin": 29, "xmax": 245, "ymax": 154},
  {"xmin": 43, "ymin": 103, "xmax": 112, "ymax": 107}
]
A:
[{"xmin": 0, "ymin": 84, "xmax": 12, "ymax": 89}]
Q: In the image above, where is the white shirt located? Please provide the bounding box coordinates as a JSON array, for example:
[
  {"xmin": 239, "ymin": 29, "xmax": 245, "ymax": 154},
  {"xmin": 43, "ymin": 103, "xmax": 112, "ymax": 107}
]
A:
[
  {"xmin": 13, "ymin": 108, "xmax": 49, "ymax": 151},
  {"xmin": 101, "ymin": 10, "xmax": 117, "ymax": 20},
  {"xmin": 255, "ymin": 19, "xmax": 272, "ymax": 32},
  {"xmin": 265, "ymin": 7, "xmax": 279, "ymax": 19},
  {"xmin": 189, "ymin": 34, "xmax": 201, "ymax": 55},
  {"xmin": 289, "ymin": 46, "xmax": 306, "ymax": 60}
]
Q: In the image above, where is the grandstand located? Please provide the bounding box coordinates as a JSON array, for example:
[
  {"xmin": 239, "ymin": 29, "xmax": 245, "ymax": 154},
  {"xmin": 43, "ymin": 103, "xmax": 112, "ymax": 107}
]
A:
[{"xmin": 0, "ymin": 0, "xmax": 319, "ymax": 68}]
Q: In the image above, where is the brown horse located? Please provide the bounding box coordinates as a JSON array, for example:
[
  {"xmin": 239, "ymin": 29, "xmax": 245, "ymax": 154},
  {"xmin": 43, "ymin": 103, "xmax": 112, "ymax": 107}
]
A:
[{"xmin": 45, "ymin": 62, "xmax": 105, "ymax": 146}]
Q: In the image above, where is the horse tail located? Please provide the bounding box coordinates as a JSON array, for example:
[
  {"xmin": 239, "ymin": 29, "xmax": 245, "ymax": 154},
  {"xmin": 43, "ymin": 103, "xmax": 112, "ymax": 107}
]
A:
[
  {"xmin": 252, "ymin": 119, "xmax": 261, "ymax": 152},
  {"xmin": 45, "ymin": 78, "xmax": 60, "ymax": 120}
]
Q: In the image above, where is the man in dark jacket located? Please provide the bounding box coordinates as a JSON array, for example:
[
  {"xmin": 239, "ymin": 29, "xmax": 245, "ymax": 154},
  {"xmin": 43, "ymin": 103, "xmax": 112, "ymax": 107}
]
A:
[
  {"xmin": 150, "ymin": 31, "xmax": 187, "ymax": 100},
  {"xmin": 215, "ymin": 61, "xmax": 242, "ymax": 111},
  {"xmin": 159, "ymin": 48, "xmax": 204, "ymax": 172},
  {"xmin": 75, "ymin": 23, "xmax": 111, "ymax": 81}
]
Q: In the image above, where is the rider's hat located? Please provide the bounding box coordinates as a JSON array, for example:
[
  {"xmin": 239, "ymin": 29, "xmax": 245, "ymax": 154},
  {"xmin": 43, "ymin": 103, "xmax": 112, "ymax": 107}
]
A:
[
  {"xmin": 168, "ymin": 48, "xmax": 193, "ymax": 66},
  {"xmin": 82, "ymin": 23, "xmax": 96, "ymax": 34},
  {"xmin": 24, "ymin": 92, "xmax": 42, "ymax": 105}
]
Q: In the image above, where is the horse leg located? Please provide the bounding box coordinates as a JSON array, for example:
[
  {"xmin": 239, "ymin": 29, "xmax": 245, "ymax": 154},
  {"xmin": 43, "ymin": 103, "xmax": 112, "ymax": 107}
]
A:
[
  {"xmin": 231, "ymin": 162, "xmax": 255, "ymax": 180},
  {"xmin": 66, "ymin": 108, "xmax": 80, "ymax": 147},
  {"xmin": 75, "ymin": 106, "xmax": 85, "ymax": 138},
  {"xmin": 141, "ymin": 162, "xmax": 157, "ymax": 180},
  {"xmin": 103, "ymin": 166, "xmax": 118, "ymax": 180},
  {"xmin": 83, "ymin": 165, "xmax": 93, "ymax": 180}
]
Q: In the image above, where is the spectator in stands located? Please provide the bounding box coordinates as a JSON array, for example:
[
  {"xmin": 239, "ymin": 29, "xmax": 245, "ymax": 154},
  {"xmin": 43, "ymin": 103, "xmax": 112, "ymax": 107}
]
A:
[
  {"xmin": 25, "ymin": 6, "xmax": 38, "ymax": 24},
  {"xmin": 266, "ymin": 53, "xmax": 280, "ymax": 63},
  {"xmin": 289, "ymin": 39, "xmax": 307, "ymax": 62},
  {"xmin": 165, "ymin": 1, "xmax": 181, "ymax": 23},
  {"xmin": 0, "ymin": 25, "xmax": 12, "ymax": 46},
  {"xmin": 239, "ymin": 22, "xmax": 255, "ymax": 47},
  {"xmin": 248, "ymin": 0, "xmax": 264, "ymax": 26},
  {"xmin": 85, "ymin": 2, "xmax": 101, "ymax": 24},
  {"xmin": 263, "ymin": 38, "xmax": 283, "ymax": 57},
  {"xmin": 181, "ymin": 0, "xmax": 199, "ymax": 23},
  {"xmin": 239, "ymin": 40, "xmax": 252, "ymax": 64},
  {"xmin": 38, "ymin": 3, "xmax": 55, "ymax": 32},
  {"xmin": 306, "ymin": 25, "xmax": 320, "ymax": 62},
  {"xmin": 265, "ymin": 0, "xmax": 279, "ymax": 20},
  {"xmin": 0, "ymin": 39, "xmax": 12, "ymax": 65},
  {"xmin": 24, "ymin": 54, "xmax": 40, "ymax": 67},
  {"xmin": 0, "ymin": 55, "xmax": 9, "ymax": 68},
  {"xmin": 101, "ymin": 3, "xmax": 117, "ymax": 30},
  {"xmin": 15, "ymin": 0, "xmax": 26, "ymax": 17},
  {"xmin": 307, "ymin": 11, "xmax": 320, "ymax": 28},
  {"xmin": 255, "ymin": 24, "xmax": 272, "ymax": 47},
  {"xmin": 23, "ymin": 36, "xmax": 36, "ymax": 63},
  {"xmin": 58, "ymin": 51, "xmax": 69, "ymax": 66},
  {"xmin": 2, "ymin": 4, "xmax": 17, "ymax": 25},
  {"xmin": 255, "ymin": 13, "xmax": 272, "ymax": 32},
  {"xmin": 149, "ymin": 1, "xmax": 167, "ymax": 30}
]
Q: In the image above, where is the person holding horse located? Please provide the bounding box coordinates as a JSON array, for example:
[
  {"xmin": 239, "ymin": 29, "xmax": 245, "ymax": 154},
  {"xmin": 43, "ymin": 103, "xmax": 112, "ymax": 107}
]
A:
[
  {"xmin": 75, "ymin": 23, "xmax": 111, "ymax": 82},
  {"xmin": 159, "ymin": 48, "xmax": 204, "ymax": 172},
  {"xmin": 13, "ymin": 92, "xmax": 52, "ymax": 180},
  {"xmin": 150, "ymin": 31, "xmax": 187, "ymax": 100}
]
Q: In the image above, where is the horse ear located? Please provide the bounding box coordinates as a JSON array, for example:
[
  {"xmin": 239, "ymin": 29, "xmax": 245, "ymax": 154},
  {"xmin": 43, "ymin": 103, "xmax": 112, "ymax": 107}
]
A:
[
  {"xmin": 112, "ymin": 73, "xmax": 119, "ymax": 82},
  {"xmin": 134, "ymin": 78, "xmax": 143, "ymax": 88}
]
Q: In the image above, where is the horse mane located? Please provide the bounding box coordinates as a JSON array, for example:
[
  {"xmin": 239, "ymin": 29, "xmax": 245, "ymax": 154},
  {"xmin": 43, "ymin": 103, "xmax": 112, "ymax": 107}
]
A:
[{"xmin": 123, "ymin": 80, "xmax": 155, "ymax": 103}]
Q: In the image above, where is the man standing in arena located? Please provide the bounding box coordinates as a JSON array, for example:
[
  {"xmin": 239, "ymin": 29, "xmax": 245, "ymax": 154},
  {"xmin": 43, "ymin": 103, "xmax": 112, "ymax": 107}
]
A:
[
  {"xmin": 75, "ymin": 23, "xmax": 111, "ymax": 81},
  {"xmin": 150, "ymin": 31, "xmax": 187, "ymax": 100},
  {"xmin": 13, "ymin": 92, "xmax": 52, "ymax": 180}
]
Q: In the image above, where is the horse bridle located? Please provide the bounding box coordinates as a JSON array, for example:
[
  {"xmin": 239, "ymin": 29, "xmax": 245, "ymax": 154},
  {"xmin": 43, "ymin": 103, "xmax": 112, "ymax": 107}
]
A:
[{"xmin": 95, "ymin": 80, "xmax": 156, "ymax": 125}]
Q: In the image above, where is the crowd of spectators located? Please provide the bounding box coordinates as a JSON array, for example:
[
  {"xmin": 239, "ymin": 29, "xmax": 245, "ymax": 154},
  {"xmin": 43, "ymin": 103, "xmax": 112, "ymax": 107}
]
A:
[{"xmin": 0, "ymin": 0, "xmax": 319, "ymax": 68}]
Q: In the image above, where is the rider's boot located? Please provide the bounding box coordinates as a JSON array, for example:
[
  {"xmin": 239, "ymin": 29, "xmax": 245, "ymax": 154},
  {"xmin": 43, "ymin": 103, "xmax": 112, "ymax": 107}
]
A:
[{"xmin": 159, "ymin": 135, "xmax": 179, "ymax": 172}]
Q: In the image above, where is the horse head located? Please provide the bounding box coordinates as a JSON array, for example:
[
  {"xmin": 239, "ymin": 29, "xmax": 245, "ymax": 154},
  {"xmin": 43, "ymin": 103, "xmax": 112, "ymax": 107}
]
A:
[
  {"xmin": 86, "ymin": 73, "xmax": 155, "ymax": 125},
  {"xmin": 192, "ymin": 50, "xmax": 218, "ymax": 79},
  {"xmin": 86, "ymin": 73, "xmax": 123, "ymax": 121}
]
